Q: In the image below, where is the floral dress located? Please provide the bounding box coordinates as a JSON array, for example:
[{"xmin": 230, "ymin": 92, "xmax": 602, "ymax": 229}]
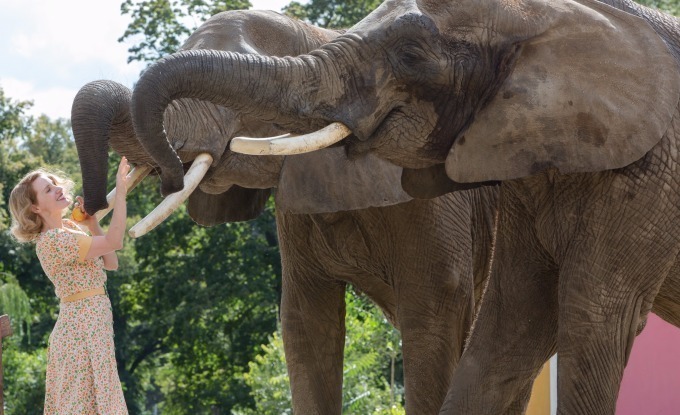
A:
[{"xmin": 36, "ymin": 219, "xmax": 128, "ymax": 414}]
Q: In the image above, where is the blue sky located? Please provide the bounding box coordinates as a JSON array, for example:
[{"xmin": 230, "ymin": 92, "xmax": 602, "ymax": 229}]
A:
[{"xmin": 0, "ymin": 0, "xmax": 296, "ymax": 120}]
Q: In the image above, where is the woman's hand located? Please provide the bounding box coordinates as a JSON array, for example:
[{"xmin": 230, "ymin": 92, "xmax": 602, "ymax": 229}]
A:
[
  {"xmin": 116, "ymin": 156, "xmax": 131, "ymax": 199},
  {"xmin": 70, "ymin": 198, "xmax": 87, "ymax": 222},
  {"xmin": 73, "ymin": 196, "xmax": 99, "ymax": 229},
  {"xmin": 80, "ymin": 156, "xmax": 130, "ymax": 263}
]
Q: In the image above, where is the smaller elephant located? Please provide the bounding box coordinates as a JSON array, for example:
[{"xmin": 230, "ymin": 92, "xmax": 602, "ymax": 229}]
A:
[{"xmin": 72, "ymin": 10, "xmax": 499, "ymax": 414}]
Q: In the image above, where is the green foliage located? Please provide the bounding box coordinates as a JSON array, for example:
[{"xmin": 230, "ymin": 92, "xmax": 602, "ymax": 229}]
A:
[
  {"xmin": 0, "ymin": 91, "xmax": 76, "ymax": 345},
  {"xmin": 121, "ymin": 200, "xmax": 281, "ymax": 413},
  {"xmin": 232, "ymin": 332, "xmax": 291, "ymax": 415},
  {"xmin": 0, "ymin": 89, "xmax": 32, "ymax": 143},
  {"xmin": 119, "ymin": 0, "xmax": 252, "ymax": 64},
  {"xmin": 233, "ymin": 291, "xmax": 405, "ymax": 415},
  {"xmin": 0, "ymin": 87, "xmax": 76, "ymax": 414},
  {"xmin": 22, "ymin": 116, "xmax": 78, "ymax": 174},
  {"xmin": 635, "ymin": 0, "xmax": 680, "ymax": 15},
  {"xmin": 283, "ymin": 0, "xmax": 383, "ymax": 29},
  {"xmin": 3, "ymin": 343, "xmax": 47, "ymax": 415},
  {"xmin": 342, "ymin": 292, "xmax": 404, "ymax": 415},
  {"xmin": 0, "ymin": 271, "xmax": 31, "ymax": 340}
]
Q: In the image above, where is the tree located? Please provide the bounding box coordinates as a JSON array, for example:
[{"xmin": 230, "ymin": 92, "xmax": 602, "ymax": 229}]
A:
[
  {"xmin": 283, "ymin": 0, "xmax": 383, "ymax": 28},
  {"xmin": 636, "ymin": 0, "xmax": 680, "ymax": 15},
  {"xmin": 3, "ymin": 345, "xmax": 47, "ymax": 415},
  {"xmin": 112, "ymin": 197, "xmax": 281, "ymax": 413},
  {"xmin": 233, "ymin": 291, "xmax": 405, "ymax": 415},
  {"xmin": 22, "ymin": 116, "xmax": 78, "ymax": 173},
  {"xmin": 119, "ymin": 0, "xmax": 252, "ymax": 64},
  {"xmin": 0, "ymin": 89, "xmax": 32, "ymax": 143},
  {"xmin": 0, "ymin": 88, "xmax": 60, "ymax": 414},
  {"xmin": 0, "ymin": 271, "xmax": 31, "ymax": 341}
]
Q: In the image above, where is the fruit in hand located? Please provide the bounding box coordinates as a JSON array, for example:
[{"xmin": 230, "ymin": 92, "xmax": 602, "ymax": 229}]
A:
[{"xmin": 71, "ymin": 206, "xmax": 86, "ymax": 222}]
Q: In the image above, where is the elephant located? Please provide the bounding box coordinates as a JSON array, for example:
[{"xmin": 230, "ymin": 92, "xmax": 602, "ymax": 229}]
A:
[
  {"xmin": 71, "ymin": 10, "xmax": 501, "ymax": 414},
  {"xmin": 126, "ymin": 0, "xmax": 680, "ymax": 413}
]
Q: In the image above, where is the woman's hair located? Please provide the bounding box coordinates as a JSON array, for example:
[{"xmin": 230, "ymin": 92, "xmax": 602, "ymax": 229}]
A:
[{"xmin": 9, "ymin": 169, "xmax": 75, "ymax": 243}]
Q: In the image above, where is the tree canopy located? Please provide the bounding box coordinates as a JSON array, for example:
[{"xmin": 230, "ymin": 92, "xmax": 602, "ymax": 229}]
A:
[
  {"xmin": 119, "ymin": 0, "xmax": 252, "ymax": 64},
  {"xmin": 283, "ymin": 0, "xmax": 383, "ymax": 28},
  {"xmin": 637, "ymin": 0, "xmax": 680, "ymax": 15}
]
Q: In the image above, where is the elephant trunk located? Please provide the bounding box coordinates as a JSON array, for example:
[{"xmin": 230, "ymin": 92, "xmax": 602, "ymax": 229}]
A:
[
  {"xmin": 71, "ymin": 80, "xmax": 153, "ymax": 215},
  {"xmin": 130, "ymin": 49, "xmax": 336, "ymax": 196}
]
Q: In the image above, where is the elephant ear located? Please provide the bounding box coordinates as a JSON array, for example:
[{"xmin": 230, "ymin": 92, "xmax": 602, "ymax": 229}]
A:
[
  {"xmin": 276, "ymin": 147, "xmax": 412, "ymax": 214},
  {"xmin": 187, "ymin": 186, "xmax": 271, "ymax": 226},
  {"xmin": 445, "ymin": 0, "xmax": 680, "ymax": 182},
  {"xmin": 401, "ymin": 164, "xmax": 498, "ymax": 199}
]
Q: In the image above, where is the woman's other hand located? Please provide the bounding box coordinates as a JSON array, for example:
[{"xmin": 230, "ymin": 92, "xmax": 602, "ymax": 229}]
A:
[{"xmin": 116, "ymin": 157, "xmax": 131, "ymax": 199}]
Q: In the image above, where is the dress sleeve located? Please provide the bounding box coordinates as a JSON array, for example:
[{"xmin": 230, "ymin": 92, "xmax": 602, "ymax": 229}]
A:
[
  {"xmin": 64, "ymin": 219, "xmax": 86, "ymax": 233},
  {"xmin": 62, "ymin": 219, "xmax": 92, "ymax": 262},
  {"xmin": 73, "ymin": 234, "xmax": 93, "ymax": 262}
]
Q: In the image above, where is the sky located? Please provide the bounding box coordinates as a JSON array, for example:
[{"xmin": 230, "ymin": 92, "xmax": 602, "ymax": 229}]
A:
[{"xmin": 0, "ymin": 0, "xmax": 297, "ymax": 120}]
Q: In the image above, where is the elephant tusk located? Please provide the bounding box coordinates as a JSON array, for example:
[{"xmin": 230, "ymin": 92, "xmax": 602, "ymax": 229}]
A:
[
  {"xmin": 128, "ymin": 153, "xmax": 213, "ymax": 238},
  {"xmin": 229, "ymin": 122, "xmax": 352, "ymax": 155},
  {"xmin": 95, "ymin": 165, "xmax": 153, "ymax": 222}
]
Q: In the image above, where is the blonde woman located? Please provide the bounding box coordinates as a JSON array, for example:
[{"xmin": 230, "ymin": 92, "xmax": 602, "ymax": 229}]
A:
[{"xmin": 9, "ymin": 157, "xmax": 130, "ymax": 414}]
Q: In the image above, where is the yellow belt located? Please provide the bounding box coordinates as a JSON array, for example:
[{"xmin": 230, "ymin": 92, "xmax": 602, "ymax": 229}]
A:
[{"xmin": 61, "ymin": 287, "xmax": 106, "ymax": 303}]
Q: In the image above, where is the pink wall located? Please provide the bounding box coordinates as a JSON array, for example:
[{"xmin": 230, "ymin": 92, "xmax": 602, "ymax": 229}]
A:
[{"xmin": 617, "ymin": 313, "xmax": 680, "ymax": 414}]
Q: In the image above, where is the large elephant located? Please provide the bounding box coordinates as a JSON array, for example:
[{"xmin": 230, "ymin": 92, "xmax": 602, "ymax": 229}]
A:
[
  {"xmin": 127, "ymin": 0, "xmax": 680, "ymax": 413},
  {"xmin": 72, "ymin": 10, "xmax": 500, "ymax": 414}
]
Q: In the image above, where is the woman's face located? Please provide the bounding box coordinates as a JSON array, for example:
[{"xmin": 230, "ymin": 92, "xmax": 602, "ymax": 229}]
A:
[{"xmin": 31, "ymin": 175, "xmax": 71, "ymax": 216}]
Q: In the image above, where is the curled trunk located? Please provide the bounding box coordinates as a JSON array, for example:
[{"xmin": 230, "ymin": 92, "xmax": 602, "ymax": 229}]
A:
[
  {"xmin": 72, "ymin": 80, "xmax": 153, "ymax": 215},
  {"xmin": 130, "ymin": 49, "xmax": 331, "ymax": 196}
]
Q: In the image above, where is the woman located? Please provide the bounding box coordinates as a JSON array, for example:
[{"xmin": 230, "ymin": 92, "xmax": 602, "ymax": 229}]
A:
[{"xmin": 9, "ymin": 157, "xmax": 130, "ymax": 414}]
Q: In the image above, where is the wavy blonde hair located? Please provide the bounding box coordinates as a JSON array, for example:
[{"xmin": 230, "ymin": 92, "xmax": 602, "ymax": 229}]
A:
[{"xmin": 9, "ymin": 169, "xmax": 75, "ymax": 243}]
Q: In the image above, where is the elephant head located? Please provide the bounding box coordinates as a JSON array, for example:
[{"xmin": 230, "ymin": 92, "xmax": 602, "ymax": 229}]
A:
[
  {"xmin": 71, "ymin": 79, "xmax": 271, "ymax": 217},
  {"xmin": 129, "ymin": 0, "xmax": 680, "ymax": 201},
  {"xmin": 73, "ymin": 10, "xmax": 412, "ymax": 233}
]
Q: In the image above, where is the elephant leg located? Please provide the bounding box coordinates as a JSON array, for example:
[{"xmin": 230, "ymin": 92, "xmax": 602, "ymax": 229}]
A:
[
  {"xmin": 505, "ymin": 383, "xmax": 535, "ymax": 414},
  {"xmin": 652, "ymin": 251, "xmax": 680, "ymax": 328},
  {"xmin": 280, "ymin": 266, "xmax": 347, "ymax": 415},
  {"xmin": 397, "ymin": 262, "xmax": 476, "ymax": 414},
  {"xmin": 556, "ymin": 237, "xmax": 675, "ymax": 414},
  {"xmin": 440, "ymin": 198, "xmax": 558, "ymax": 414}
]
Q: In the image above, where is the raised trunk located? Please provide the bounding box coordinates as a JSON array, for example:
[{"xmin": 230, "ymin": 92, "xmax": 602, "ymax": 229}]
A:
[
  {"xmin": 72, "ymin": 80, "xmax": 152, "ymax": 215},
  {"xmin": 130, "ymin": 49, "xmax": 334, "ymax": 196}
]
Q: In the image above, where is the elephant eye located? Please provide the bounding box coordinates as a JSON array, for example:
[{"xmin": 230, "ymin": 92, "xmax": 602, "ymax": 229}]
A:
[{"xmin": 399, "ymin": 47, "xmax": 424, "ymax": 67}]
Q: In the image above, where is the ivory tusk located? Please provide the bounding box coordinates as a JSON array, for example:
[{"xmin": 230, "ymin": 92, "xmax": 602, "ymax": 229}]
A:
[
  {"xmin": 229, "ymin": 122, "xmax": 351, "ymax": 155},
  {"xmin": 95, "ymin": 165, "xmax": 153, "ymax": 221},
  {"xmin": 128, "ymin": 153, "xmax": 213, "ymax": 238}
]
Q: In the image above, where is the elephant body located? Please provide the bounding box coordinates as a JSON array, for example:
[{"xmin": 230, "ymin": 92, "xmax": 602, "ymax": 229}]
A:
[
  {"xmin": 450, "ymin": 161, "xmax": 680, "ymax": 413},
  {"xmin": 128, "ymin": 0, "xmax": 680, "ymax": 413},
  {"xmin": 72, "ymin": 10, "xmax": 500, "ymax": 414},
  {"xmin": 277, "ymin": 189, "xmax": 497, "ymax": 413},
  {"xmin": 444, "ymin": 4, "xmax": 680, "ymax": 413}
]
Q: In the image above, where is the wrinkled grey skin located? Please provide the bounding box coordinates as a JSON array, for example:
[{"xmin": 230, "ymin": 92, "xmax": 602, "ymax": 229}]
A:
[
  {"xmin": 72, "ymin": 10, "xmax": 500, "ymax": 414},
  {"xmin": 128, "ymin": 0, "xmax": 680, "ymax": 413},
  {"xmin": 278, "ymin": 189, "xmax": 498, "ymax": 414}
]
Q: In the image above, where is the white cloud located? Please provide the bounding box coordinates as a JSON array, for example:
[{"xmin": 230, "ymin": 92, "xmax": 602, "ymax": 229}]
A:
[
  {"xmin": 0, "ymin": 0, "xmax": 144, "ymax": 119},
  {"xmin": 5, "ymin": 0, "xmax": 132, "ymax": 65},
  {"xmin": 10, "ymin": 33, "xmax": 48, "ymax": 58},
  {"xmin": 0, "ymin": 77, "xmax": 77, "ymax": 119},
  {"xmin": 0, "ymin": 0, "xmax": 304, "ymax": 120}
]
